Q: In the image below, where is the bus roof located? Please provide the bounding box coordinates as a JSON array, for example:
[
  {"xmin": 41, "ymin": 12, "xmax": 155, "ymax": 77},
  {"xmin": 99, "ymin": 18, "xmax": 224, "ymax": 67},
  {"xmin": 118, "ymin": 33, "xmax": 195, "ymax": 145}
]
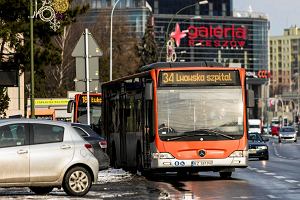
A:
[{"xmin": 138, "ymin": 61, "xmax": 225, "ymax": 72}]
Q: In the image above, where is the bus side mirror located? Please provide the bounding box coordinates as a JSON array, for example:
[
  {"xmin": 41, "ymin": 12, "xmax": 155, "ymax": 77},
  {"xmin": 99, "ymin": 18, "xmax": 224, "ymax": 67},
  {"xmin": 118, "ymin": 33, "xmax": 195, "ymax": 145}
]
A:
[
  {"xmin": 67, "ymin": 100, "xmax": 74, "ymax": 113},
  {"xmin": 145, "ymin": 82, "xmax": 153, "ymax": 100},
  {"xmin": 247, "ymin": 89, "xmax": 255, "ymax": 108}
]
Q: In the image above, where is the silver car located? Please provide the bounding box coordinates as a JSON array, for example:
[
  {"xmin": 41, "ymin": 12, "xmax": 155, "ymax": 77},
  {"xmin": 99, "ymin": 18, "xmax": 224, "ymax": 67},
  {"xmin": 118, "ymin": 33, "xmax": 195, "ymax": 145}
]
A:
[
  {"xmin": 278, "ymin": 126, "xmax": 297, "ymax": 143},
  {"xmin": 0, "ymin": 119, "xmax": 99, "ymax": 196}
]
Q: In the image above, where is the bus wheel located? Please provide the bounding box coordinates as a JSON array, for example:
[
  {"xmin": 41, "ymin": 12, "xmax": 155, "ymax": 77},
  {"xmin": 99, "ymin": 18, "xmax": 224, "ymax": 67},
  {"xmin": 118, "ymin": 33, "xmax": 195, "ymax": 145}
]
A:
[
  {"xmin": 110, "ymin": 146, "xmax": 118, "ymax": 168},
  {"xmin": 136, "ymin": 149, "xmax": 143, "ymax": 174},
  {"xmin": 219, "ymin": 172, "xmax": 232, "ymax": 179}
]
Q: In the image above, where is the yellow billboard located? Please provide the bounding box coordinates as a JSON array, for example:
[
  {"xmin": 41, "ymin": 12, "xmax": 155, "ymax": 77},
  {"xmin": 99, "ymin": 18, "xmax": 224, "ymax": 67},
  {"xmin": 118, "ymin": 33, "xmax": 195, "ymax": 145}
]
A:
[{"xmin": 34, "ymin": 99, "xmax": 69, "ymax": 106}]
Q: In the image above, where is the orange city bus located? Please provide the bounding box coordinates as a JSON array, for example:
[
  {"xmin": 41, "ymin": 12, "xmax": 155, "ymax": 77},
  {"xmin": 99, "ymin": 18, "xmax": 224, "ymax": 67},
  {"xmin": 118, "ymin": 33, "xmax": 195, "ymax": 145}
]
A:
[
  {"xmin": 67, "ymin": 93, "xmax": 102, "ymax": 133},
  {"xmin": 102, "ymin": 62, "xmax": 254, "ymax": 178}
]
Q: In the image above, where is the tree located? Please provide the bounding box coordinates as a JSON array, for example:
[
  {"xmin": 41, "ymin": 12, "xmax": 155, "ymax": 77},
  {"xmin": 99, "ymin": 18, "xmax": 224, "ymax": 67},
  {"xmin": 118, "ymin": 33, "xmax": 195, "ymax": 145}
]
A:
[
  {"xmin": 0, "ymin": 87, "xmax": 10, "ymax": 118},
  {"xmin": 0, "ymin": 0, "xmax": 89, "ymax": 99},
  {"xmin": 91, "ymin": 10, "xmax": 141, "ymax": 82},
  {"xmin": 137, "ymin": 15, "xmax": 158, "ymax": 66}
]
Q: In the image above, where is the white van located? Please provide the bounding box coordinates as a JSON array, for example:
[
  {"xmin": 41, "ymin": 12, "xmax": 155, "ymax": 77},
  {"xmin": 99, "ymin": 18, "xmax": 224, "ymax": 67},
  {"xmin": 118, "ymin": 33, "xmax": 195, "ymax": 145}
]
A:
[{"xmin": 248, "ymin": 119, "xmax": 262, "ymax": 134}]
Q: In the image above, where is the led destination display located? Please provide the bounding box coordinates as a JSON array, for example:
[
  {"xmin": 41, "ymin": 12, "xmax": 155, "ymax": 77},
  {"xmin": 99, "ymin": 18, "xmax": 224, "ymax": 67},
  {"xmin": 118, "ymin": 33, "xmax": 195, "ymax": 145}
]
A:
[
  {"xmin": 159, "ymin": 70, "xmax": 240, "ymax": 86},
  {"xmin": 78, "ymin": 95, "xmax": 102, "ymax": 106}
]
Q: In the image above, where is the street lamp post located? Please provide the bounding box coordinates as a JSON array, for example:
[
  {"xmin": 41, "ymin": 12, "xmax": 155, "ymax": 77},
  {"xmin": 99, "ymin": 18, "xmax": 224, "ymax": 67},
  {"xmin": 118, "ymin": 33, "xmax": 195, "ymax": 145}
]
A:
[
  {"xmin": 30, "ymin": 0, "xmax": 35, "ymax": 118},
  {"xmin": 110, "ymin": 0, "xmax": 121, "ymax": 81},
  {"xmin": 159, "ymin": 0, "xmax": 208, "ymax": 61}
]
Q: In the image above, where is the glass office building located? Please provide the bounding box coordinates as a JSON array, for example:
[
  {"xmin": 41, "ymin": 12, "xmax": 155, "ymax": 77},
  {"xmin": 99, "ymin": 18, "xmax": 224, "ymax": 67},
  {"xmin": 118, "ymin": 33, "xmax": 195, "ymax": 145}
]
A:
[
  {"xmin": 72, "ymin": 0, "xmax": 149, "ymax": 37},
  {"xmin": 154, "ymin": 15, "xmax": 269, "ymax": 74}
]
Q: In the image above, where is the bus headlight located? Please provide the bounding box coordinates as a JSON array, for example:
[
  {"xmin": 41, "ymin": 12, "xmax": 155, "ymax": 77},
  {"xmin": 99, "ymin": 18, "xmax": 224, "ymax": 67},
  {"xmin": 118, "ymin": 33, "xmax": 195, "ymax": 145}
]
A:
[
  {"xmin": 152, "ymin": 152, "xmax": 174, "ymax": 159},
  {"xmin": 229, "ymin": 150, "xmax": 246, "ymax": 157}
]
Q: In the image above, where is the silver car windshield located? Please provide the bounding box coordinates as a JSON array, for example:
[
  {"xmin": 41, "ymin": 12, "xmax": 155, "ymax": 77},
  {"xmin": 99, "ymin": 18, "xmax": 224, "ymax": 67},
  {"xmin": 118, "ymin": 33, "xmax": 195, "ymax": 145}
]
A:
[{"xmin": 157, "ymin": 87, "xmax": 244, "ymax": 139}]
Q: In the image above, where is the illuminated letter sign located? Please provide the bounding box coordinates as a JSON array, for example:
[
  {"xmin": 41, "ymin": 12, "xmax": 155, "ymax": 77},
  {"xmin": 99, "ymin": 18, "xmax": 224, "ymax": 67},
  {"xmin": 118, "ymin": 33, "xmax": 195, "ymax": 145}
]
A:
[
  {"xmin": 79, "ymin": 95, "xmax": 102, "ymax": 106},
  {"xmin": 257, "ymin": 70, "xmax": 271, "ymax": 79},
  {"xmin": 159, "ymin": 71, "xmax": 240, "ymax": 86},
  {"xmin": 187, "ymin": 24, "xmax": 247, "ymax": 48}
]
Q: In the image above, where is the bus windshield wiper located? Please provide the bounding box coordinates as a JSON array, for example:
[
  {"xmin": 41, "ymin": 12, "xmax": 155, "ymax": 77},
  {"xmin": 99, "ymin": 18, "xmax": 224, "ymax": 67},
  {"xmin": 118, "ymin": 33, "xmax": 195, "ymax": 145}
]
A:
[{"xmin": 166, "ymin": 129, "xmax": 235, "ymax": 141}]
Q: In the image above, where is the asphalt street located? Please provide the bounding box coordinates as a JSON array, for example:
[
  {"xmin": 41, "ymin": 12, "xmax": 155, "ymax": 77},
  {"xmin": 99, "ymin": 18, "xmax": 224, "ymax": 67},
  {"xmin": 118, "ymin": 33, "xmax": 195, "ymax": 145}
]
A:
[{"xmin": 1, "ymin": 136, "xmax": 300, "ymax": 200}]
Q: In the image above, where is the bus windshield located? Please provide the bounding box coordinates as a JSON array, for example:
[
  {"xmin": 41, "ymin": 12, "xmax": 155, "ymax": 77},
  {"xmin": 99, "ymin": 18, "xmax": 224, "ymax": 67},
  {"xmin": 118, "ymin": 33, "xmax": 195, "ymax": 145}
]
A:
[
  {"xmin": 77, "ymin": 106, "xmax": 101, "ymax": 127},
  {"xmin": 157, "ymin": 87, "xmax": 244, "ymax": 140}
]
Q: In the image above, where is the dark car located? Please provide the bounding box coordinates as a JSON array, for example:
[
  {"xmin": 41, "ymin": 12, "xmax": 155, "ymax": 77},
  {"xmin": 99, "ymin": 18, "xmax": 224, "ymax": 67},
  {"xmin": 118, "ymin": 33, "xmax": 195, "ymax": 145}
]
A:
[
  {"xmin": 71, "ymin": 123, "xmax": 110, "ymax": 170},
  {"xmin": 248, "ymin": 132, "xmax": 269, "ymax": 160}
]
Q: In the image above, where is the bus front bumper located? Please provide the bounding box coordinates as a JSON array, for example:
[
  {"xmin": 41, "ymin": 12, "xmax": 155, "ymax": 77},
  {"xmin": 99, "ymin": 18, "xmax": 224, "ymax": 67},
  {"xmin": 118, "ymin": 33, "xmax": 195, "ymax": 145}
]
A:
[{"xmin": 151, "ymin": 157, "xmax": 248, "ymax": 169}]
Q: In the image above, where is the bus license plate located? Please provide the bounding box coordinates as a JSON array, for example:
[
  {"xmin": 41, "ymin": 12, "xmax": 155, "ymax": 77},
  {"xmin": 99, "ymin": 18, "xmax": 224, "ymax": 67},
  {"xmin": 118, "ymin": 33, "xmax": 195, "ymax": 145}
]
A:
[{"xmin": 191, "ymin": 160, "xmax": 213, "ymax": 166}]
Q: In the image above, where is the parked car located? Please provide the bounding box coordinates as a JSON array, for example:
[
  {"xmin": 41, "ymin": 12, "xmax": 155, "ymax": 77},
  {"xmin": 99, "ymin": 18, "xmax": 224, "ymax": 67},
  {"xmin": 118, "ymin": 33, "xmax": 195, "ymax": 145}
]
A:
[
  {"xmin": 0, "ymin": 119, "xmax": 99, "ymax": 196},
  {"xmin": 71, "ymin": 123, "xmax": 110, "ymax": 170},
  {"xmin": 248, "ymin": 132, "xmax": 269, "ymax": 160},
  {"xmin": 278, "ymin": 126, "xmax": 297, "ymax": 143}
]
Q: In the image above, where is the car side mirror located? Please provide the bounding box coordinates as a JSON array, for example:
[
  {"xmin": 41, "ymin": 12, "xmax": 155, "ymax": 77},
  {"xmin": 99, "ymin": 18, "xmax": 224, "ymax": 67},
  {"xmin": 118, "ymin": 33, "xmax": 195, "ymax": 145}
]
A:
[
  {"xmin": 145, "ymin": 82, "xmax": 153, "ymax": 100},
  {"xmin": 67, "ymin": 100, "xmax": 74, "ymax": 113}
]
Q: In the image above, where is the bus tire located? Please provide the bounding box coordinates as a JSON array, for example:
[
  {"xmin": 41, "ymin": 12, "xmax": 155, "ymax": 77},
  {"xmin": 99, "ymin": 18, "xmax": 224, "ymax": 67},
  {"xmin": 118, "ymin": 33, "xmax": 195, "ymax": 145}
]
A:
[
  {"xmin": 136, "ymin": 147, "xmax": 143, "ymax": 174},
  {"xmin": 219, "ymin": 172, "xmax": 232, "ymax": 179},
  {"xmin": 110, "ymin": 144, "xmax": 118, "ymax": 168}
]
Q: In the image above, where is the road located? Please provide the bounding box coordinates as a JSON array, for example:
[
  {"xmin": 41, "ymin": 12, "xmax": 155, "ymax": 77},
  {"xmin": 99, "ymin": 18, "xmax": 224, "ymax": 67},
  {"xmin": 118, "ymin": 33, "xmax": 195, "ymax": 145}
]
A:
[{"xmin": 1, "ymin": 136, "xmax": 300, "ymax": 199}]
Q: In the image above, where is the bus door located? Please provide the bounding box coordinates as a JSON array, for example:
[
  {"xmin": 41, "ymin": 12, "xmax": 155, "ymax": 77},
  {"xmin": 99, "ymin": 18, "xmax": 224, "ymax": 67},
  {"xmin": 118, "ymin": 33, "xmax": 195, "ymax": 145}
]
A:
[
  {"xmin": 143, "ymin": 81, "xmax": 153, "ymax": 168},
  {"xmin": 119, "ymin": 93, "xmax": 127, "ymax": 165}
]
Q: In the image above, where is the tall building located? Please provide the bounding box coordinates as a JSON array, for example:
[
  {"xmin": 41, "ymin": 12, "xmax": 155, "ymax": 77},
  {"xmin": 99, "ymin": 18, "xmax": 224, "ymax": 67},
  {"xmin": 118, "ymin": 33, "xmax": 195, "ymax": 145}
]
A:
[
  {"xmin": 73, "ymin": 0, "xmax": 150, "ymax": 37},
  {"xmin": 270, "ymin": 26, "xmax": 300, "ymax": 97},
  {"xmin": 148, "ymin": 0, "xmax": 232, "ymax": 16}
]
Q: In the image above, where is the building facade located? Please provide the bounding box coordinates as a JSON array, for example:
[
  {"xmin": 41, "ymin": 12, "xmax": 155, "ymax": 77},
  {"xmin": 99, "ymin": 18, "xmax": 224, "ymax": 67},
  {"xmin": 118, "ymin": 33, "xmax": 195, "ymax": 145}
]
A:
[
  {"xmin": 269, "ymin": 26, "xmax": 300, "ymax": 122},
  {"xmin": 73, "ymin": 0, "xmax": 150, "ymax": 37},
  {"xmin": 270, "ymin": 26, "xmax": 300, "ymax": 96}
]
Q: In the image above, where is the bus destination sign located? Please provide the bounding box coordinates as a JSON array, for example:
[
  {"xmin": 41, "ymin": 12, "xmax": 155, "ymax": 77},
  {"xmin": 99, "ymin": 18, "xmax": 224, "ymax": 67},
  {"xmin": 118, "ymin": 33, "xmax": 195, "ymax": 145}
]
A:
[
  {"xmin": 159, "ymin": 70, "xmax": 239, "ymax": 86},
  {"xmin": 79, "ymin": 95, "xmax": 102, "ymax": 106}
]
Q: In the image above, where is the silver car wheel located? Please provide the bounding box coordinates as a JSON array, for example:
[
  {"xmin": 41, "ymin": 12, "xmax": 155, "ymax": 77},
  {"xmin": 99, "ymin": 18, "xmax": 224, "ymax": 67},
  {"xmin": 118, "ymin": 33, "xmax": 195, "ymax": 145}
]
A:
[{"xmin": 69, "ymin": 170, "xmax": 89, "ymax": 193}]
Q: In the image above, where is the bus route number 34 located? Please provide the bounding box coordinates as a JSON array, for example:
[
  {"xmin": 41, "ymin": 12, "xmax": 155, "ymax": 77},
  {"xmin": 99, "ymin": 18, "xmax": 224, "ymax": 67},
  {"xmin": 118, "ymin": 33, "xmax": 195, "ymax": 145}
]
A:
[{"xmin": 162, "ymin": 72, "xmax": 174, "ymax": 83}]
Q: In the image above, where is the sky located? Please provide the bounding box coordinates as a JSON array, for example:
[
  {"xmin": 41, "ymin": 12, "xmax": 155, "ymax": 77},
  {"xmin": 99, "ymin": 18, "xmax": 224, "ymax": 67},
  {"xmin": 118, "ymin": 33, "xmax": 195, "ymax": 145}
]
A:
[{"xmin": 234, "ymin": 0, "xmax": 300, "ymax": 36}]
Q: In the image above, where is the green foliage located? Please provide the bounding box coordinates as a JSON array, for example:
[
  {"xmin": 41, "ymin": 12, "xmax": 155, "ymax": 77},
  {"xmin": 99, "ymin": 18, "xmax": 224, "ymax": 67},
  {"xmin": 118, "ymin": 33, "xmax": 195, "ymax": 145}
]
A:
[
  {"xmin": 91, "ymin": 11, "xmax": 141, "ymax": 82},
  {"xmin": 0, "ymin": 0, "xmax": 88, "ymax": 100},
  {"xmin": 0, "ymin": 87, "xmax": 10, "ymax": 118},
  {"xmin": 137, "ymin": 15, "xmax": 158, "ymax": 66}
]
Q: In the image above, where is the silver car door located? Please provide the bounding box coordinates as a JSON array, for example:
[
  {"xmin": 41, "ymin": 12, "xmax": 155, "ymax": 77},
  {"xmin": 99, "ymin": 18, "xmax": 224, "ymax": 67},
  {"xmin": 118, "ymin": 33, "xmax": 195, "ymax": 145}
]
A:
[
  {"xmin": 0, "ymin": 123, "xmax": 29, "ymax": 184},
  {"xmin": 29, "ymin": 123, "xmax": 74, "ymax": 182}
]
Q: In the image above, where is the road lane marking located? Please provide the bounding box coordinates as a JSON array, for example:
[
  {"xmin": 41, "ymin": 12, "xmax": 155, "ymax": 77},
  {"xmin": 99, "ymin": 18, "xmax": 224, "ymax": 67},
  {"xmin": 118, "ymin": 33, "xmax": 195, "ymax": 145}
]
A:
[
  {"xmin": 274, "ymin": 176, "xmax": 285, "ymax": 179},
  {"xmin": 267, "ymin": 195, "xmax": 280, "ymax": 199},
  {"xmin": 285, "ymin": 180, "xmax": 299, "ymax": 183},
  {"xmin": 264, "ymin": 173, "xmax": 276, "ymax": 175},
  {"xmin": 256, "ymin": 170, "xmax": 267, "ymax": 173}
]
